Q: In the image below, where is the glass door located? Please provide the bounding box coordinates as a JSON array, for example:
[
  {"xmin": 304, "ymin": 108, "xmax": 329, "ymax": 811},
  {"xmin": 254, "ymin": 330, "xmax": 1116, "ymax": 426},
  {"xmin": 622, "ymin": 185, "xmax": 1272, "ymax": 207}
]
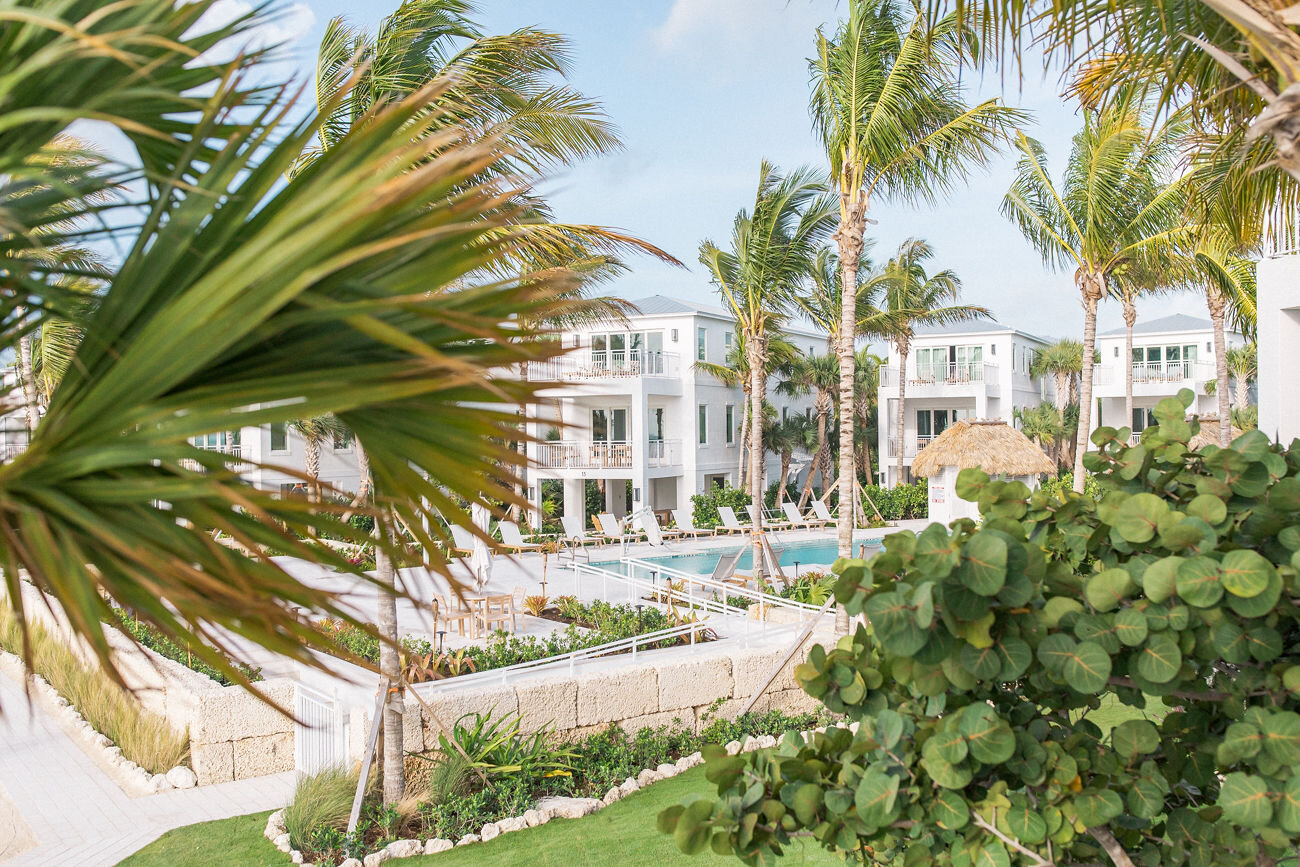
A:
[
  {"xmin": 609, "ymin": 333, "xmax": 627, "ymax": 372},
  {"xmin": 646, "ymin": 331, "xmax": 664, "ymax": 374},
  {"xmin": 590, "ymin": 334, "xmax": 608, "ymax": 372}
]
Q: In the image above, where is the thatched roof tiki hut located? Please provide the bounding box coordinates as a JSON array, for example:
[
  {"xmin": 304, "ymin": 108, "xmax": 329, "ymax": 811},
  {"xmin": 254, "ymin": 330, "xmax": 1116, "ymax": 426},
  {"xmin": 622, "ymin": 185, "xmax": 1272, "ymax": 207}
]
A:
[{"xmin": 911, "ymin": 419, "xmax": 1055, "ymax": 525}]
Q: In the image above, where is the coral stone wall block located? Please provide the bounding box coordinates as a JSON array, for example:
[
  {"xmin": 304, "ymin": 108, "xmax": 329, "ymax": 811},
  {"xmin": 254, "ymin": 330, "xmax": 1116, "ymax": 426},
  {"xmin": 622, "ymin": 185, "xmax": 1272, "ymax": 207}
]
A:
[
  {"xmin": 417, "ymin": 684, "xmax": 518, "ymax": 745},
  {"xmin": 192, "ymin": 680, "xmax": 294, "ymax": 744},
  {"xmin": 619, "ymin": 709, "xmax": 697, "ymax": 734},
  {"xmin": 575, "ymin": 665, "xmax": 657, "ymax": 727},
  {"xmin": 656, "ymin": 657, "xmax": 733, "ymax": 711},
  {"xmin": 232, "ymin": 733, "xmax": 294, "ymax": 779},
  {"xmin": 191, "ymin": 741, "xmax": 235, "ymax": 785},
  {"xmin": 513, "ymin": 677, "xmax": 578, "ymax": 733}
]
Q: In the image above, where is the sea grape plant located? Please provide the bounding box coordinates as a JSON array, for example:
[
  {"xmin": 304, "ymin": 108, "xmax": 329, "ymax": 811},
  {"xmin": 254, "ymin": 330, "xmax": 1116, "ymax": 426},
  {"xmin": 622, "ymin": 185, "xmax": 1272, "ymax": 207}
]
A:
[{"xmin": 660, "ymin": 390, "xmax": 1300, "ymax": 866}]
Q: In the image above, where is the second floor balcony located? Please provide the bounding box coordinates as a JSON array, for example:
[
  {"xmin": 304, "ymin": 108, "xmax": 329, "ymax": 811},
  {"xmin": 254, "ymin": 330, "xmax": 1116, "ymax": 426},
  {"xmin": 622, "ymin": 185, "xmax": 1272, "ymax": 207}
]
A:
[
  {"xmin": 525, "ymin": 350, "xmax": 679, "ymax": 383},
  {"xmin": 887, "ymin": 435, "xmax": 936, "ymax": 459},
  {"xmin": 1094, "ymin": 360, "xmax": 1214, "ymax": 390},
  {"xmin": 531, "ymin": 438, "xmax": 682, "ymax": 471},
  {"xmin": 880, "ymin": 362, "xmax": 1000, "ymax": 396}
]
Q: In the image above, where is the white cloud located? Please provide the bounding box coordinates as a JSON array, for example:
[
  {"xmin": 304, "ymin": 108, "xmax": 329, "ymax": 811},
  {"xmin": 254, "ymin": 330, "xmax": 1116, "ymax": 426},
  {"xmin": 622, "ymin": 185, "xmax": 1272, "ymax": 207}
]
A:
[{"xmin": 191, "ymin": 0, "xmax": 316, "ymax": 60}]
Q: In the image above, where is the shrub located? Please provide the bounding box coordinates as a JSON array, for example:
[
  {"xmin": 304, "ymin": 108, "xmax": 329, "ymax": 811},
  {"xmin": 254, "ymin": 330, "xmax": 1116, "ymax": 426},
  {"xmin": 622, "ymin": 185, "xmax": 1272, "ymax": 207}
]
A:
[
  {"xmin": 423, "ymin": 752, "xmax": 471, "ymax": 806},
  {"xmin": 1038, "ymin": 469, "xmax": 1103, "ymax": 501},
  {"xmin": 0, "ymin": 606, "xmax": 189, "ymax": 774},
  {"xmin": 436, "ymin": 711, "xmax": 575, "ymax": 778},
  {"xmin": 662, "ymin": 390, "xmax": 1300, "ymax": 865},
  {"xmin": 858, "ymin": 480, "xmax": 927, "ymax": 521},
  {"xmin": 689, "ymin": 484, "xmax": 750, "ymax": 528},
  {"xmin": 316, "ymin": 619, "xmax": 380, "ymax": 664},
  {"xmin": 111, "ymin": 607, "xmax": 262, "ymax": 685},
  {"xmin": 284, "ymin": 766, "xmax": 356, "ymax": 851}
]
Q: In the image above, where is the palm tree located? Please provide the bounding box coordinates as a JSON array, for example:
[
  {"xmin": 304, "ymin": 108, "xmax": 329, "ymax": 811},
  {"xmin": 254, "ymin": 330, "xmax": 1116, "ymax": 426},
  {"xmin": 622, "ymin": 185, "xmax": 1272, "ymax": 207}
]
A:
[
  {"xmin": 1112, "ymin": 274, "xmax": 1170, "ymax": 430},
  {"xmin": 877, "ymin": 239, "xmax": 987, "ymax": 485},
  {"xmin": 809, "ymin": 0, "xmax": 1023, "ymax": 566},
  {"xmin": 1030, "ymin": 339, "xmax": 1084, "ymax": 422},
  {"xmin": 0, "ymin": 3, "xmax": 665, "ymax": 816},
  {"xmin": 854, "ymin": 348, "xmax": 884, "ymax": 486},
  {"xmin": 1226, "ymin": 343, "xmax": 1257, "ymax": 413},
  {"xmin": 1014, "ymin": 402, "xmax": 1064, "ymax": 458},
  {"xmin": 700, "ymin": 163, "xmax": 836, "ymax": 583},
  {"xmin": 697, "ymin": 333, "xmax": 800, "ymax": 486},
  {"xmin": 765, "ymin": 414, "xmax": 808, "ymax": 506},
  {"xmin": 1002, "ymin": 102, "xmax": 1189, "ymax": 491},
  {"xmin": 778, "ymin": 353, "xmax": 839, "ymax": 507},
  {"xmin": 290, "ymin": 416, "xmax": 348, "ymax": 502}
]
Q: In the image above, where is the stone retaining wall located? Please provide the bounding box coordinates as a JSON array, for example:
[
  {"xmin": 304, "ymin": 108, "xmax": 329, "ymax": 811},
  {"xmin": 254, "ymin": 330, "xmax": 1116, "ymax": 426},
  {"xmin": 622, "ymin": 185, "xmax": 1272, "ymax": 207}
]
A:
[
  {"xmin": 4, "ymin": 582, "xmax": 295, "ymax": 785},
  {"xmin": 396, "ymin": 631, "xmax": 830, "ymax": 757}
]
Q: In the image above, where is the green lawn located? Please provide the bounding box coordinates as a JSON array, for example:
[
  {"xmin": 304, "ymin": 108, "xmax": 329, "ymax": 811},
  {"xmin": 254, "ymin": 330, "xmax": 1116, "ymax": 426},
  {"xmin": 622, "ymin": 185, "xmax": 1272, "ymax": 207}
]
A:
[{"xmin": 117, "ymin": 767, "xmax": 840, "ymax": 867}]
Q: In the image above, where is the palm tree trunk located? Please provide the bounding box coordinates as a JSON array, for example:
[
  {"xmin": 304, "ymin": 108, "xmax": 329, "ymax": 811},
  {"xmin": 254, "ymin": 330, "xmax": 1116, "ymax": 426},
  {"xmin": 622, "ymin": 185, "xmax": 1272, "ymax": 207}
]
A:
[
  {"xmin": 797, "ymin": 442, "xmax": 820, "ymax": 510},
  {"xmin": 748, "ymin": 341, "xmax": 766, "ymax": 584},
  {"xmin": 860, "ymin": 419, "xmax": 874, "ymax": 486},
  {"xmin": 834, "ymin": 192, "xmax": 867, "ymax": 634},
  {"xmin": 779, "ymin": 452, "xmax": 792, "ymax": 504},
  {"xmin": 1073, "ymin": 271, "xmax": 1104, "ymax": 493},
  {"xmin": 895, "ymin": 339, "xmax": 910, "ymax": 488},
  {"xmin": 1234, "ymin": 373, "xmax": 1248, "ymax": 414},
  {"xmin": 1122, "ymin": 296, "xmax": 1137, "ymax": 438},
  {"xmin": 17, "ymin": 332, "xmax": 39, "ymax": 433},
  {"xmin": 1054, "ymin": 372, "xmax": 1068, "ymax": 421},
  {"xmin": 737, "ymin": 398, "xmax": 749, "ymax": 486},
  {"xmin": 374, "ymin": 525, "xmax": 404, "ymax": 805},
  {"xmin": 799, "ymin": 398, "xmax": 830, "ymax": 509},
  {"xmin": 1206, "ymin": 286, "xmax": 1232, "ymax": 446},
  {"xmin": 305, "ymin": 437, "xmax": 321, "ymax": 503},
  {"xmin": 351, "ymin": 441, "xmax": 372, "ymax": 507}
]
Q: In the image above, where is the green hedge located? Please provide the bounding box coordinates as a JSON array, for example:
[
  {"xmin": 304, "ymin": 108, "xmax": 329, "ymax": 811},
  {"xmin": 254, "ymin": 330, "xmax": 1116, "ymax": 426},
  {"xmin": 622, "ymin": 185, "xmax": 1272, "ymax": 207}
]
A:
[
  {"xmin": 688, "ymin": 484, "xmax": 750, "ymax": 528},
  {"xmin": 859, "ymin": 481, "xmax": 928, "ymax": 521}
]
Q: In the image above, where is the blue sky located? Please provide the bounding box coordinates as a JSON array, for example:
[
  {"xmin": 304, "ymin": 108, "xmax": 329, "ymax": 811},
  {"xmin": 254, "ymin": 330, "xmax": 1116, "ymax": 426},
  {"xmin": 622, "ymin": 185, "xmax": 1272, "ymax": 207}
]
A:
[{"xmin": 209, "ymin": 0, "xmax": 1209, "ymax": 344}]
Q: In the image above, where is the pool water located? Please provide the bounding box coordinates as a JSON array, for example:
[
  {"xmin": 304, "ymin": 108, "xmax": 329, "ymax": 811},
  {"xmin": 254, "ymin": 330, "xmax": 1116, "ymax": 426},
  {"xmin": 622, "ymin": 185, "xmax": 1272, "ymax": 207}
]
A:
[{"xmin": 597, "ymin": 535, "xmax": 884, "ymax": 577}]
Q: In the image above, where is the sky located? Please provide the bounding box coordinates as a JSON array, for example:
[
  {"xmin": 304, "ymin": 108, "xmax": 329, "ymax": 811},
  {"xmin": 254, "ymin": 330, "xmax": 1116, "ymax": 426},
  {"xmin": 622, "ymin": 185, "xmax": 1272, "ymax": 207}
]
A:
[{"xmin": 192, "ymin": 0, "xmax": 1211, "ymax": 345}]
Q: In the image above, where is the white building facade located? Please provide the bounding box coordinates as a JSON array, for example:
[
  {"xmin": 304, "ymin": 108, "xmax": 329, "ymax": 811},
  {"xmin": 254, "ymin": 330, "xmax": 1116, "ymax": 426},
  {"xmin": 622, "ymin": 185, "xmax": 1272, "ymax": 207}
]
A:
[
  {"xmin": 1090, "ymin": 314, "xmax": 1243, "ymax": 438},
  {"xmin": 521, "ymin": 296, "xmax": 823, "ymax": 528},
  {"xmin": 877, "ymin": 321, "xmax": 1055, "ymax": 487},
  {"xmin": 1259, "ymin": 251, "xmax": 1300, "ymax": 442}
]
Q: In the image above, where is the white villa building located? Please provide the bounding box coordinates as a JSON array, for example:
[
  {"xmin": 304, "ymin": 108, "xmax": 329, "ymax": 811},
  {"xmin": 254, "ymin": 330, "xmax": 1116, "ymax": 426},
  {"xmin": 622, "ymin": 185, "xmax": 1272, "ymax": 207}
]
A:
[
  {"xmin": 1091, "ymin": 313, "xmax": 1243, "ymax": 437},
  {"xmin": 1259, "ymin": 251, "xmax": 1300, "ymax": 442},
  {"xmin": 877, "ymin": 320, "xmax": 1054, "ymax": 487},
  {"xmin": 520, "ymin": 295, "xmax": 822, "ymax": 528}
]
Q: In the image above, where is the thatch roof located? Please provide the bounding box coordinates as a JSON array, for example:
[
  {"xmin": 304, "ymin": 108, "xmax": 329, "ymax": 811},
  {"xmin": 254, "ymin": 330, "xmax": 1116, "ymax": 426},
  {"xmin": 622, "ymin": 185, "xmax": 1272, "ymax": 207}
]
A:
[
  {"xmin": 912, "ymin": 419, "xmax": 1055, "ymax": 479},
  {"xmin": 1188, "ymin": 416, "xmax": 1246, "ymax": 451}
]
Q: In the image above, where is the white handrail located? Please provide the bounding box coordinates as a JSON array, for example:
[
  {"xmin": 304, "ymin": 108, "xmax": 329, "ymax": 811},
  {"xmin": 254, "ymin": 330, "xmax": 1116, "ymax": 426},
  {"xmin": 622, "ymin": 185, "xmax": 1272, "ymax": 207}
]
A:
[
  {"xmin": 410, "ymin": 620, "xmax": 712, "ymax": 693},
  {"xmin": 621, "ymin": 558, "xmax": 828, "ymax": 616},
  {"xmin": 572, "ymin": 561, "xmax": 753, "ymax": 619}
]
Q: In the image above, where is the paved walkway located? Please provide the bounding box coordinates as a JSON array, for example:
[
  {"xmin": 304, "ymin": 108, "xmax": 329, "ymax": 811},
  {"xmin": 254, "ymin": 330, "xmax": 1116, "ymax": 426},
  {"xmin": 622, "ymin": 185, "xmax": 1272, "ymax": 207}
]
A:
[{"xmin": 0, "ymin": 675, "xmax": 293, "ymax": 867}]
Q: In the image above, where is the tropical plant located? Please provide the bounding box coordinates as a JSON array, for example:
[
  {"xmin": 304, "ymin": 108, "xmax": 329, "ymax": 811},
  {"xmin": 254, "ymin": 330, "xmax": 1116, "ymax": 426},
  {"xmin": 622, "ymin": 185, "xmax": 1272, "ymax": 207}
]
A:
[
  {"xmin": 877, "ymin": 238, "xmax": 987, "ymax": 486},
  {"xmin": 284, "ymin": 766, "xmax": 357, "ymax": 851},
  {"xmin": 699, "ymin": 162, "xmax": 836, "ymax": 581},
  {"xmin": 764, "ymin": 414, "xmax": 810, "ymax": 505},
  {"xmin": 523, "ymin": 594, "xmax": 548, "ymax": 617},
  {"xmin": 778, "ymin": 353, "xmax": 839, "ymax": 507},
  {"xmin": 1030, "ymin": 338, "xmax": 1084, "ymax": 421},
  {"xmin": 662, "ymin": 389, "xmax": 1300, "ymax": 866},
  {"xmin": 1013, "ymin": 401, "xmax": 1065, "ymax": 465},
  {"xmin": 853, "ymin": 348, "xmax": 884, "ymax": 487},
  {"xmin": 1002, "ymin": 100, "xmax": 1190, "ymax": 491},
  {"xmin": 808, "ymin": 0, "xmax": 1023, "ymax": 571},
  {"xmin": 436, "ymin": 711, "xmax": 576, "ymax": 777},
  {"xmin": 1193, "ymin": 237, "xmax": 1259, "ymax": 446},
  {"xmin": 1225, "ymin": 342, "xmax": 1257, "ymax": 412}
]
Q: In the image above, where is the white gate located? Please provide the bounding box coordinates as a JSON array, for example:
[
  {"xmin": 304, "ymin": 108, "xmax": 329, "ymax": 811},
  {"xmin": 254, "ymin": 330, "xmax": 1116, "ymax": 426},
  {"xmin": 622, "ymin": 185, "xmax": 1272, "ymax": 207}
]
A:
[{"xmin": 294, "ymin": 683, "xmax": 347, "ymax": 774}]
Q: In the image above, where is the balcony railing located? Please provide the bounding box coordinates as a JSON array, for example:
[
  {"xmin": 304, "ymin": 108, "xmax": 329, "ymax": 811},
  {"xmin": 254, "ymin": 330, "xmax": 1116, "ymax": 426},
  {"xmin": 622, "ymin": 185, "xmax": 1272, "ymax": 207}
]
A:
[
  {"xmin": 525, "ymin": 351, "xmax": 678, "ymax": 382},
  {"xmin": 532, "ymin": 439, "xmax": 683, "ymax": 470},
  {"xmin": 1094, "ymin": 361, "xmax": 1213, "ymax": 386},
  {"xmin": 646, "ymin": 439, "xmax": 682, "ymax": 468},
  {"xmin": 886, "ymin": 435, "xmax": 936, "ymax": 458},
  {"xmin": 881, "ymin": 363, "xmax": 997, "ymax": 387}
]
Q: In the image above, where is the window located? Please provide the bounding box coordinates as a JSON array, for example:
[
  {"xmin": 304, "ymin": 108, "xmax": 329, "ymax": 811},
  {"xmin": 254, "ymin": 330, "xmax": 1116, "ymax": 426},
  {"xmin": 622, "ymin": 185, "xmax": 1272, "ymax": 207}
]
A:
[
  {"xmin": 591, "ymin": 408, "xmax": 628, "ymax": 442},
  {"xmin": 650, "ymin": 407, "xmax": 665, "ymax": 442},
  {"xmin": 671, "ymin": 328, "xmax": 679, "ymax": 343},
  {"xmin": 725, "ymin": 405, "xmax": 735, "ymax": 445},
  {"xmin": 723, "ymin": 331, "xmax": 733, "ymax": 353},
  {"xmin": 269, "ymin": 422, "xmax": 287, "ymax": 452},
  {"xmin": 916, "ymin": 408, "xmax": 969, "ymax": 442},
  {"xmin": 782, "ymin": 406, "xmax": 789, "ymax": 423},
  {"xmin": 698, "ymin": 404, "xmax": 708, "ymax": 445},
  {"xmin": 697, "ymin": 327, "xmax": 707, "ymax": 362},
  {"xmin": 333, "ymin": 429, "xmax": 353, "ymax": 450},
  {"xmin": 1132, "ymin": 407, "xmax": 1155, "ymax": 432}
]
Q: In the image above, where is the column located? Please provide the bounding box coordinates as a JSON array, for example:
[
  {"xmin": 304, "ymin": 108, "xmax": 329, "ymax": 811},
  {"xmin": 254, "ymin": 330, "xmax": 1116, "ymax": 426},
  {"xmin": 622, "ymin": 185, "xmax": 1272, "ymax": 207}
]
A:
[
  {"xmin": 629, "ymin": 386, "xmax": 648, "ymax": 518},
  {"xmin": 563, "ymin": 477, "xmax": 585, "ymax": 530},
  {"xmin": 527, "ymin": 477, "xmax": 543, "ymax": 530}
]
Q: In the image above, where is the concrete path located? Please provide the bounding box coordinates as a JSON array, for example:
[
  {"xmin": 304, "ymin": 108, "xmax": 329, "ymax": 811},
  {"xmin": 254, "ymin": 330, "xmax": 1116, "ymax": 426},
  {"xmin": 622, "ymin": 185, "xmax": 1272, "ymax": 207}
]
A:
[{"xmin": 0, "ymin": 675, "xmax": 293, "ymax": 867}]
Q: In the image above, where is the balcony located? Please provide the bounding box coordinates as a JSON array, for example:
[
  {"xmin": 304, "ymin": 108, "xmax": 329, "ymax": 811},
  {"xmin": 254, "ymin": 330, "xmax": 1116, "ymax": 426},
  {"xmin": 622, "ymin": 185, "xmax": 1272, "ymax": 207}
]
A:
[
  {"xmin": 525, "ymin": 350, "xmax": 678, "ymax": 382},
  {"xmin": 887, "ymin": 435, "xmax": 936, "ymax": 459},
  {"xmin": 179, "ymin": 443, "xmax": 243, "ymax": 472},
  {"xmin": 880, "ymin": 363, "xmax": 999, "ymax": 396},
  {"xmin": 531, "ymin": 439, "xmax": 682, "ymax": 471},
  {"xmin": 1094, "ymin": 361, "xmax": 1213, "ymax": 390}
]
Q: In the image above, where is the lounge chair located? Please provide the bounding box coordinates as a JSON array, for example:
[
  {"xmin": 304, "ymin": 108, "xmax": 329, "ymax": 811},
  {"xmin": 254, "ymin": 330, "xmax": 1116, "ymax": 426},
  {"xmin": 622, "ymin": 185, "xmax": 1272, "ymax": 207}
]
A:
[
  {"xmin": 636, "ymin": 511, "xmax": 672, "ymax": 547},
  {"xmin": 560, "ymin": 515, "xmax": 603, "ymax": 548},
  {"xmin": 811, "ymin": 500, "xmax": 836, "ymax": 525},
  {"xmin": 499, "ymin": 520, "xmax": 546, "ymax": 554},
  {"xmin": 782, "ymin": 502, "xmax": 827, "ymax": 529},
  {"xmin": 672, "ymin": 508, "xmax": 716, "ymax": 538},
  {"xmin": 717, "ymin": 506, "xmax": 751, "ymax": 534},
  {"xmin": 748, "ymin": 504, "xmax": 791, "ymax": 530},
  {"xmin": 446, "ymin": 523, "xmax": 477, "ymax": 557},
  {"xmin": 596, "ymin": 512, "xmax": 640, "ymax": 546}
]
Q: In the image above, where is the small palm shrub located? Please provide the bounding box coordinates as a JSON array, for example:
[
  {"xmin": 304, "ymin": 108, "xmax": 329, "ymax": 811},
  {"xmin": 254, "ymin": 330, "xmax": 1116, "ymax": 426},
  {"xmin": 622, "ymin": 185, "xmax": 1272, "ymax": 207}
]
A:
[
  {"xmin": 0, "ymin": 605, "xmax": 189, "ymax": 774},
  {"xmin": 437, "ymin": 711, "xmax": 575, "ymax": 777},
  {"xmin": 523, "ymin": 594, "xmax": 548, "ymax": 616},
  {"xmin": 284, "ymin": 766, "xmax": 357, "ymax": 851}
]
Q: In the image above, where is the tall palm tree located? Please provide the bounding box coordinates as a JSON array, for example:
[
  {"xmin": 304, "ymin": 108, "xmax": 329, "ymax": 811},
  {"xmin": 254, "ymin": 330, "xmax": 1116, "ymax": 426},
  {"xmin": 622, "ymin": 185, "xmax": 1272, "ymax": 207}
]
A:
[
  {"xmin": 1225, "ymin": 343, "xmax": 1257, "ymax": 413},
  {"xmin": 1112, "ymin": 274, "xmax": 1169, "ymax": 430},
  {"xmin": 1002, "ymin": 102, "xmax": 1189, "ymax": 491},
  {"xmin": 853, "ymin": 348, "xmax": 884, "ymax": 486},
  {"xmin": 809, "ymin": 0, "xmax": 1023, "ymax": 566},
  {"xmin": 878, "ymin": 239, "xmax": 987, "ymax": 485},
  {"xmin": 700, "ymin": 163, "xmax": 836, "ymax": 583},
  {"xmin": 1186, "ymin": 238, "xmax": 1256, "ymax": 446},
  {"xmin": 1014, "ymin": 402, "xmax": 1064, "ymax": 458},
  {"xmin": 765, "ymin": 414, "xmax": 808, "ymax": 506}
]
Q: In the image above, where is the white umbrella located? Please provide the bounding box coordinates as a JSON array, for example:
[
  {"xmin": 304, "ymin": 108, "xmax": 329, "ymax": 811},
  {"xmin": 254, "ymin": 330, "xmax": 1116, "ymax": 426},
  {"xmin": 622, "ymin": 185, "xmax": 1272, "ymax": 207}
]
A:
[{"xmin": 470, "ymin": 502, "xmax": 493, "ymax": 591}]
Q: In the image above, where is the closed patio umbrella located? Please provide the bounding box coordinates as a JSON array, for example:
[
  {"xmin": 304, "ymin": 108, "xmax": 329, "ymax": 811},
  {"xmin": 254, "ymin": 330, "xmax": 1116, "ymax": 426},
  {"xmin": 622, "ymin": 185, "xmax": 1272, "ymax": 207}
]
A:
[{"xmin": 470, "ymin": 502, "xmax": 493, "ymax": 590}]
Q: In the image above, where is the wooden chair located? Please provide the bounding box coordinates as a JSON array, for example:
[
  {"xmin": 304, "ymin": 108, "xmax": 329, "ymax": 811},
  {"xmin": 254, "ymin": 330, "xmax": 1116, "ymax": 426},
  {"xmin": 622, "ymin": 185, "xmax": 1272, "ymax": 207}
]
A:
[
  {"xmin": 433, "ymin": 594, "xmax": 474, "ymax": 637},
  {"xmin": 479, "ymin": 593, "xmax": 515, "ymax": 634},
  {"xmin": 512, "ymin": 585, "xmax": 527, "ymax": 632}
]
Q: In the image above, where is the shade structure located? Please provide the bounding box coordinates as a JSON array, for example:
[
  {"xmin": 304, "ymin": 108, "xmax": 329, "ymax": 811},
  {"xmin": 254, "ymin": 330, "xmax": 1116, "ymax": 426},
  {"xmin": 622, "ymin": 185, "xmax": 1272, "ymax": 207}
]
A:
[
  {"xmin": 1188, "ymin": 416, "xmax": 1246, "ymax": 451},
  {"xmin": 911, "ymin": 419, "xmax": 1055, "ymax": 479}
]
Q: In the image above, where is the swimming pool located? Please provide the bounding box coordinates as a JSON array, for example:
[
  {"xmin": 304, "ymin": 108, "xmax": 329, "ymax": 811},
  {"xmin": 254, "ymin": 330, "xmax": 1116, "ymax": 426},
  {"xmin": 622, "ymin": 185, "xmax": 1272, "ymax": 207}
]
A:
[{"xmin": 596, "ymin": 534, "xmax": 884, "ymax": 577}]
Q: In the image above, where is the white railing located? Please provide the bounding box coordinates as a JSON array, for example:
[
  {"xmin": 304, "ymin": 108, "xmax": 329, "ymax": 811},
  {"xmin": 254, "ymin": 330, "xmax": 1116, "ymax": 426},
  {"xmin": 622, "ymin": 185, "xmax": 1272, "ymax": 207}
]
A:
[
  {"xmin": 887, "ymin": 435, "xmax": 936, "ymax": 458},
  {"xmin": 533, "ymin": 440, "xmax": 632, "ymax": 469},
  {"xmin": 621, "ymin": 558, "xmax": 830, "ymax": 617},
  {"xmin": 294, "ymin": 683, "xmax": 347, "ymax": 774},
  {"xmin": 525, "ymin": 351, "xmax": 678, "ymax": 382},
  {"xmin": 646, "ymin": 439, "xmax": 682, "ymax": 467},
  {"xmin": 410, "ymin": 619, "xmax": 716, "ymax": 693},
  {"xmin": 1095, "ymin": 361, "xmax": 1214, "ymax": 386}
]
